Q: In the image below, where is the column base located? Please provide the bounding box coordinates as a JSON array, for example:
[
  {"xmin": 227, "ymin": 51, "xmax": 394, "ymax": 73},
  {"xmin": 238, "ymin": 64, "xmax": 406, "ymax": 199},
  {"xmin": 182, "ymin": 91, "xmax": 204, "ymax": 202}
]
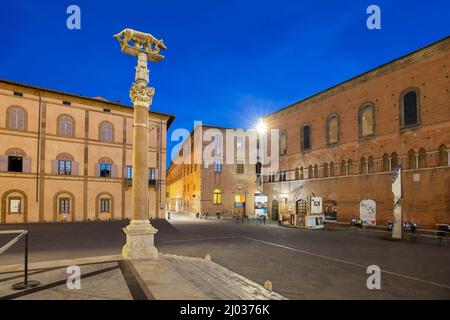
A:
[{"xmin": 122, "ymin": 219, "xmax": 159, "ymax": 260}]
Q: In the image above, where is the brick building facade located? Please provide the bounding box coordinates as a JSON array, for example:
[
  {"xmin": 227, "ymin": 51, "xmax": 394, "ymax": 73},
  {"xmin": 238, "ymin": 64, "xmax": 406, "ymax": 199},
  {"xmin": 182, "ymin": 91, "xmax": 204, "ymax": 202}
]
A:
[
  {"xmin": 261, "ymin": 37, "xmax": 450, "ymax": 228},
  {"xmin": 167, "ymin": 125, "xmax": 261, "ymax": 217},
  {"xmin": 0, "ymin": 79, "xmax": 174, "ymax": 223}
]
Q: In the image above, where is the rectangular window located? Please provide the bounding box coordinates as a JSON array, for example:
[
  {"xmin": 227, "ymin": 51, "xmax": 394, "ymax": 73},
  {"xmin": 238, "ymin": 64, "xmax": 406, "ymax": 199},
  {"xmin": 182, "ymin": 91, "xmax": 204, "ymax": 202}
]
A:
[
  {"xmin": 237, "ymin": 137, "xmax": 244, "ymax": 150},
  {"xmin": 59, "ymin": 198, "xmax": 70, "ymax": 214},
  {"xmin": 100, "ymin": 163, "xmax": 111, "ymax": 177},
  {"xmin": 127, "ymin": 166, "xmax": 132, "ymax": 180},
  {"xmin": 58, "ymin": 160, "xmax": 72, "ymax": 175},
  {"xmin": 148, "ymin": 168, "xmax": 157, "ymax": 186},
  {"xmin": 279, "ymin": 130, "xmax": 287, "ymax": 156},
  {"xmin": 214, "ymin": 160, "xmax": 222, "ymax": 173},
  {"xmin": 8, "ymin": 156, "xmax": 23, "ymax": 172},
  {"xmin": 62, "ymin": 101, "xmax": 71, "ymax": 106},
  {"xmin": 215, "ymin": 135, "xmax": 222, "ymax": 157},
  {"xmin": 100, "ymin": 199, "xmax": 110, "ymax": 212},
  {"xmin": 236, "ymin": 162, "xmax": 244, "ymax": 174},
  {"xmin": 13, "ymin": 92, "xmax": 23, "ymax": 97},
  {"xmin": 213, "ymin": 192, "xmax": 222, "ymax": 205},
  {"xmin": 9, "ymin": 198, "xmax": 21, "ymax": 213}
]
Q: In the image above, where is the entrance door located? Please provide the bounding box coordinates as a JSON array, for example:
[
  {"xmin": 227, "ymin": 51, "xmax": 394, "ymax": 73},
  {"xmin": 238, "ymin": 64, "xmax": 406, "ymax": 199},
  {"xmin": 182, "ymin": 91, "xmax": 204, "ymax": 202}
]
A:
[
  {"xmin": 59, "ymin": 198, "xmax": 70, "ymax": 221},
  {"xmin": 271, "ymin": 200, "xmax": 279, "ymax": 221},
  {"xmin": 296, "ymin": 199, "xmax": 308, "ymax": 226}
]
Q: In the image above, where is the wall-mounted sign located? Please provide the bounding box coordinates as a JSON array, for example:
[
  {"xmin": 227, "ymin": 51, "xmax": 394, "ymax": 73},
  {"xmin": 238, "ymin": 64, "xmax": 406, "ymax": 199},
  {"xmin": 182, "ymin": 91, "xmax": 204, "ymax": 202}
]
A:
[
  {"xmin": 310, "ymin": 197, "xmax": 323, "ymax": 214},
  {"xmin": 255, "ymin": 193, "xmax": 268, "ymax": 216},
  {"xmin": 360, "ymin": 199, "xmax": 376, "ymax": 225}
]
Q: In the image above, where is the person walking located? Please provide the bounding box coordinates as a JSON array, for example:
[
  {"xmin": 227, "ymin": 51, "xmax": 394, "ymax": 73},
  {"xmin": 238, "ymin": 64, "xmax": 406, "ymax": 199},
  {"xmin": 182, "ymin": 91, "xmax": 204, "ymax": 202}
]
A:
[{"xmin": 411, "ymin": 221, "xmax": 417, "ymax": 234}]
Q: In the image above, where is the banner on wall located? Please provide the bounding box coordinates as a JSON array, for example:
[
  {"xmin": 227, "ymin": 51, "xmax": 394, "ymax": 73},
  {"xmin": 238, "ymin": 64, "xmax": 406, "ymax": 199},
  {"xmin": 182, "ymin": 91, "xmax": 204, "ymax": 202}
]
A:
[
  {"xmin": 360, "ymin": 199, "xmax": 376, "ymax": 225},
  {"xmin": 310, "ymin": 197, "xmax": 323, "ymax": 214},
  {"xmin": 254, "ymin": 194, "xmax": 268, "ymax": 216}
]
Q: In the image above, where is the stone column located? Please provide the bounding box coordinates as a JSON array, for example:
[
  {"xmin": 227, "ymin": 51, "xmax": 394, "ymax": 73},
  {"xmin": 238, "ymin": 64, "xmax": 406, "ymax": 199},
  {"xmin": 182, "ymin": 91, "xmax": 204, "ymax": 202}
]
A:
[{"xmin": 122, "ymin": 53, "xmax": 158, "ymax": 260}]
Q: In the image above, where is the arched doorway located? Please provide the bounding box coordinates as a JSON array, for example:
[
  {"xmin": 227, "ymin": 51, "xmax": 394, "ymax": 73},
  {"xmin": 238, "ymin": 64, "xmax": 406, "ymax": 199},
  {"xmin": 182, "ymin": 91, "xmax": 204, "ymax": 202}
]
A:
[
  {"xmin": 271, "ymin": 200, "xmax": 279, "ymax": 221},
  {"xmin": 1, "ymin": 189, "xmax": 28, "ymax": 224},
  {"xmin": 53, "ymin": 191, "xmax": 75, "ymax": 222},
  {"xmin": 295, "ymin": 199, "xmax": 308, "ymax": 226},
  {"xmin": 95, "ymin": 192, "xmax": 114, "ymax": 221}
]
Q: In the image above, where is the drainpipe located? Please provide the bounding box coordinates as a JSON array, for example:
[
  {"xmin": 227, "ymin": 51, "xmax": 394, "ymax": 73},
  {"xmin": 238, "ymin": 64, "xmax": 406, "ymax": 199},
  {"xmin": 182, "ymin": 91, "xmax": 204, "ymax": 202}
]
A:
[{"xmin": 36, "ymin": 90, "xmax": 42, "ymax": 202}]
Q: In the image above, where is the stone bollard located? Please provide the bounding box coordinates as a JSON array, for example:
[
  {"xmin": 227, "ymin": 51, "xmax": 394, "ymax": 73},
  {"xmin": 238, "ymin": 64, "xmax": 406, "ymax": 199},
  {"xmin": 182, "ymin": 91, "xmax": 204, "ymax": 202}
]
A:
[
  {"xmin": 205, "ymin": 254, "xmax": 211, "ymax": 261},
  {"xmin": 264, "ymin": 280, "xmax": 272, "ymax": 291}
]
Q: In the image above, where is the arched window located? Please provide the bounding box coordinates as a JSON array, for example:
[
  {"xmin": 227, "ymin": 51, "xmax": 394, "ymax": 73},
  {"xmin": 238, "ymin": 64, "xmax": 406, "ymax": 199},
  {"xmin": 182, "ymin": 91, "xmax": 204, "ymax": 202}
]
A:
[
  {"xmin": 53, "ymin": 153, "xmax": 76, "ymax": 176},
  {"xmin": 391, "ymin": 153, "xmax": 398, "ymax": 170},
  {"xmin": 408, "ymin": 150, "xmax": 416, "ymax": 169},
  {"xmin": 383, "ymin": 154, "xmax": 390, "ymax": 172},
  {"xmin": 301, "ymin": 124, "xmax": 311, "ymax": 151},
  {"xmin": 439, "ymin": 145, "xmax": 448, "ymax": 166},
  {"xmin": 99, "ymin": 121, "xmax": 114, "ymax": 142},
  {"xmin": 57, "ymin": 115, "xmax": 75, "ymax": 137},
  {"xmin": 340, "ymin": 160, "xmax": 346, "ymax": 176},
  {"xmin": 359, "ymin": 103, "xmax": 375, "ymax": 138},
  {"xmin": 360, "ymin": 157, "xmax": 366, "ymax": 174},
  {"xmin": 313, "ymin": 165, "xmax": 318, "ymax": 178},
  {"xmin": 326, "ymin": 114, "xmax": 339, "ymax": 145},
  {"xmin": 368, "ymin": 156, "xmax": 374, "ymax": 173},
  {"xmin": 295, "ymin": 168, "xmax": 299, "ymax": 180},
  {"xmin": 323, "ymin": 163, "xmax": 329, "ymax": 177},
  {"xmin": 7, "ymin": 106, "xmax": 27, "ymax": 131},
  {"xmin": 96, "ymin": 157, "xmax": 115, "ymax": 178},
  {"xmin": 418, "ymin": 148, "xmax": 427, "ymax": 168},
  {"xmin": 347, "ymin": 159, "xmax": 352, "ymax": 175},
  {"xmin": 308, "ymin": 165, "xmax": 313, "ymax": 179},
  {"xmin": 213, "ymin": 189, "xmax": 222, "ymax": 205},
  {"xmin": 329, "ymin": 162, "xmax": 334, "ymax": 177},
  {"xmin": 299, "ymin": 167, "xmax": 304, "ymax": 180},
  {"xmin": 401, "ymin": 89, "xmax": 420, "ymax": 128}
]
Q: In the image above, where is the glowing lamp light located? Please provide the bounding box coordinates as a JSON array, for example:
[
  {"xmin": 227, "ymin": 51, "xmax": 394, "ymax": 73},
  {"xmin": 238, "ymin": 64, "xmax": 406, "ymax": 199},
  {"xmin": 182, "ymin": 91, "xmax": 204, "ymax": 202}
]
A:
[{"xmin": 256, "ymin": 120, "xmax": 267, "ymax": 135}]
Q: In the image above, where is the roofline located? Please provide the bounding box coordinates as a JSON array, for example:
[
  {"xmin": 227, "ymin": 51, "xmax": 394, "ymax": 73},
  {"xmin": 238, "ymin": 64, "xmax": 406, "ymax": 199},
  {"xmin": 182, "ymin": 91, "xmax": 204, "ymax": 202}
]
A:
[
  {"xmin": 0, "ymin": 78, "xmax": 176, "ymax": 128},
  {"xmin": 263, "ymin": 36, "xmax": 450, "ymax": 119}
]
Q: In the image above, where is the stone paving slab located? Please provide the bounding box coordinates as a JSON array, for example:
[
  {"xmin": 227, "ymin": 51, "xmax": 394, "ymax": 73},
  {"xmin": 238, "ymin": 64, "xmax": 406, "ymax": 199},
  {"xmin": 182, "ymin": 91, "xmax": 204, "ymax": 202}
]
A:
[{"xmin": 0, "ymin": 261, "xmax": 133, "ymax": 300}]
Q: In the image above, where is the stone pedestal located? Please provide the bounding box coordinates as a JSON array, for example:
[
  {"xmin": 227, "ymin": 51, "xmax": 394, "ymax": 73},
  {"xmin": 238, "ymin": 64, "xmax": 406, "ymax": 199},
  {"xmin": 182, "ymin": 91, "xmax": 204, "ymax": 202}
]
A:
[{"xmin": 122, "ymin": 220, "xmax": 158, "ymax": 260}]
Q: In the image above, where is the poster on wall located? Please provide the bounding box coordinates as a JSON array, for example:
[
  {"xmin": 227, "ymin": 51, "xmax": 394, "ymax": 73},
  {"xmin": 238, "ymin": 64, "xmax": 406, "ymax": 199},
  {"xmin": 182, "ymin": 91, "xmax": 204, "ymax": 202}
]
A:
[
  {"xmin": 323, "ymin": 200, "xmax": 337, "ymax": 221},
  {"xmin": 360, "ymin": 199, "xmax": 376, "ymax": 225},
  {"xmin": 254, "ymin": 194, "xmax": 268, "ymax": 216},
  {"xmin": 310, "ymin": 197, "xmax": 323, "ymax": 214}
]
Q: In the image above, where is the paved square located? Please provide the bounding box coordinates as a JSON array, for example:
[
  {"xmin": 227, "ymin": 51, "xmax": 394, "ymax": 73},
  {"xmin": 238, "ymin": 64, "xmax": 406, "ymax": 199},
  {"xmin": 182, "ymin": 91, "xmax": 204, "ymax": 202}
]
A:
[{"xmin": 1, "ymin": 213, "xmax": 449, "ymax": 299}]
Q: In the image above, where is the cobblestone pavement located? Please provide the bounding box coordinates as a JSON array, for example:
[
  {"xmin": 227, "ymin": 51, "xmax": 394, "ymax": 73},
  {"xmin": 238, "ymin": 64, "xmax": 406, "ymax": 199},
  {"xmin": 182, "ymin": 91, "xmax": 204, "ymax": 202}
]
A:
[{"xmin": 0, "ymin": 213, "xmax": 449, "ymax": 299}]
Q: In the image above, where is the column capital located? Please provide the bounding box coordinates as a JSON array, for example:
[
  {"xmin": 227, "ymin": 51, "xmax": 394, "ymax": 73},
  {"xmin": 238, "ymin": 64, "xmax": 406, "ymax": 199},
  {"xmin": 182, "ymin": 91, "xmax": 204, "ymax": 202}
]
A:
[{"xmin": 129, "ymin": 83, "xmax": 155, "ymax": 106}]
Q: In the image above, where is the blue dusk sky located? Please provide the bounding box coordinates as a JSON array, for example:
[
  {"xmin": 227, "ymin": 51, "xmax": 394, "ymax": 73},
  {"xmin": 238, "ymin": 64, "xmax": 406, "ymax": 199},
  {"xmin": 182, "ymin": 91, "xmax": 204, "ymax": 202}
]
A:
[{"xmin": 1, "ymin": 1, "xmax": 449, "ymax": 167}]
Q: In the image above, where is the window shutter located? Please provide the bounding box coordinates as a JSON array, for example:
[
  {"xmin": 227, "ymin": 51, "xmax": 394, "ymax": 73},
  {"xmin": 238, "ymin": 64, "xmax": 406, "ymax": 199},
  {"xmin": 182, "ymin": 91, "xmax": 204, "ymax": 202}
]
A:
[
  {"xmin": 8, "ymin": 109, "xmax": 15, "ymax": 129},
  {"xmin": 51, "ymin": 160, "xmax": 58, "ymax": 175},
  {"xmin": 23, "ymin": 157, "xmax": 32, "ymax": 173},
  {"xmin": 123, "ymin": 166, "xmax": 128, "ymax": 179},
  {"xmin": 17, "ymin": 109, "xmax": 24, "ymax": 130},
  {"xmin": 72, "ymin": 161, "xmax": 79, "ymax": 176},
  {"xmin": 0, "ymin": 155, "xmax": 8, "ymax": 172},
  {"xmin": 95, "ymin": 163, "xmax": 100, "ymax": 177},
  {"xmin": 111, "ymin": 165, "xmax": 118, "ymax": 178}
]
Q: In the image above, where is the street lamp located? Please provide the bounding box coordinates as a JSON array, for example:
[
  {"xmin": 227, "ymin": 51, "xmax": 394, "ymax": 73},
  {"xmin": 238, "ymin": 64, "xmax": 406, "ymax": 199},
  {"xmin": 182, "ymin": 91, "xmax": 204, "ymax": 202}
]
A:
[
  {"xmin": 255, "ymin": 119, "xmax": 266, "ymax": 186},
  {"xmin": 256, "ymin": 119, "xmax": 267, "ymax": 135}
]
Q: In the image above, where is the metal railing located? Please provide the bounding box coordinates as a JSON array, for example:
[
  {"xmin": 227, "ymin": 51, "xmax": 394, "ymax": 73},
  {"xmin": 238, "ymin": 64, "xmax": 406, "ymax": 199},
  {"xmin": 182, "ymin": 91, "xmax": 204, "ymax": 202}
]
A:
[{"xmin": 0, "ymin": 229, "xmax": 40, "ymax": 290}]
